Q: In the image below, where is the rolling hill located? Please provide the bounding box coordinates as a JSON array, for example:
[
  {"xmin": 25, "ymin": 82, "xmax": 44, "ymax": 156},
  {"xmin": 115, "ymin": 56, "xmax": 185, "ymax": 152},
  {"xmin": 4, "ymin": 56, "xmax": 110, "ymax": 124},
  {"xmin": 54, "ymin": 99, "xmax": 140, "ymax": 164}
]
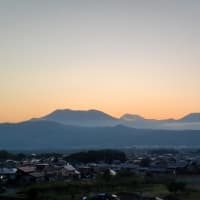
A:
[{"xmin": 0, "ymin": 120, "xmax": 200, "ymax": 150}]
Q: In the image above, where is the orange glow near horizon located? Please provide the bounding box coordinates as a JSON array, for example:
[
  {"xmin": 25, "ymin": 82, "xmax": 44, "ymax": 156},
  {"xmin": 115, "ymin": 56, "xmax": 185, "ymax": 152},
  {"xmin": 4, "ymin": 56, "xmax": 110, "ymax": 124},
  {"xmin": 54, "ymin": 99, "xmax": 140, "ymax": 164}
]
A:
[
  {"xmin": 1, "ymin": 63, "xmax": 200, "ymax": 123},
  {"xmin": 0, "ymin": 101, "xmax": 199, "ymax": 123},
  {"xmin": 1, "ymin": 1, "xmax": 200, "ymax": 123}
]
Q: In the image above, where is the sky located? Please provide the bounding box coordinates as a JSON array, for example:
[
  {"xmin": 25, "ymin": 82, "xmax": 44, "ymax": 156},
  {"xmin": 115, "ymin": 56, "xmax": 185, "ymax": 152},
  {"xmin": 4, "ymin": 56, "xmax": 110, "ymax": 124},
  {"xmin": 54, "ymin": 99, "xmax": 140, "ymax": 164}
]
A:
[{"xmin": 0, "ymin": 0, "xmax": 200, "ymax": 122}]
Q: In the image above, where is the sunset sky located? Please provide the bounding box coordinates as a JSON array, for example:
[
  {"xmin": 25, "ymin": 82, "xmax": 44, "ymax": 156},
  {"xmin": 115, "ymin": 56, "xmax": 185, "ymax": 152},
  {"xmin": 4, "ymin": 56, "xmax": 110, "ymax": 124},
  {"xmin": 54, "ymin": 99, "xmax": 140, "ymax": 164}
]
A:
[{"xmin": 1, "ymin": 0, "xmax": 200, "ymax": 122}]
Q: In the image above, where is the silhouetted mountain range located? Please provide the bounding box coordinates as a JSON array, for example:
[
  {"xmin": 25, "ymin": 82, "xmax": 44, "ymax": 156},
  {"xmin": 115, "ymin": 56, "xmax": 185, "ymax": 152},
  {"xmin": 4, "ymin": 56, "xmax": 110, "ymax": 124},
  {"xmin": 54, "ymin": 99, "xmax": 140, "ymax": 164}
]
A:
[
  {"xmin": 121, "ymin": 113, "xmax": 200, "ymax": 130},
  {"xmin": 0, "ymin": 120, "xmax": 200, "ymax": 150},
  {"xmin": 0, "ymin": 109, "xmax": 200, "ymax": 150},
  {"xmin": 32, "ymin": 109, "xmax": 200, "ymax": 130}
]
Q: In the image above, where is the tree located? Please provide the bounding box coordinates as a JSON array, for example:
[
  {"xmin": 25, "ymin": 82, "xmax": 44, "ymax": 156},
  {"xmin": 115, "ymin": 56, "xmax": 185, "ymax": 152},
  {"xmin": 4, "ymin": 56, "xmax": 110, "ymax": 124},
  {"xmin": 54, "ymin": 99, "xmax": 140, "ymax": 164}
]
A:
[{"xmin": 166, "ymin": 181, "xmax": 186, "ymax": 194}]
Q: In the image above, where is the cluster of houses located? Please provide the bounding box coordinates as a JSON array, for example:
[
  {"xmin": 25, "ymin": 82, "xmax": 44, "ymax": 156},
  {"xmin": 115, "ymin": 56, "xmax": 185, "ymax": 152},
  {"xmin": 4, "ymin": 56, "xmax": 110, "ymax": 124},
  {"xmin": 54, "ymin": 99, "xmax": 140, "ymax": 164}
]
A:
[
  {"xmin": 0, "ymin": 160, "xmax": 80, "ymax": 185},
  {"xmin": 0, "ymin": 150, "xmax": 200, "ymax": 186}
]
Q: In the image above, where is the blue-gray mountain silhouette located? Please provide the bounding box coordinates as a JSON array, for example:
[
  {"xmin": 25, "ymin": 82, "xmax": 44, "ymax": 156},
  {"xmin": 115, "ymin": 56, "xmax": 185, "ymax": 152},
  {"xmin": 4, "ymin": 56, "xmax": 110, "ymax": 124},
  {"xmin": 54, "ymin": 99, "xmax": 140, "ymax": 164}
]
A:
[
  {"xmin": 31, "ymin": 109, "xmax": 200, "ymax": 130},
  {"xmin": 179, "ymin": 113, "xmax": 200, "ymax": 122},
  {"xmin": 120, "ymin": 113, "xmax": 200, "ymax": 130},
  {"xmin": 0, "ymin": 109, "xmax": 200, "ymax": 150},
  {"xmin": 33, "ymin": 109, "xmax": 118, "ymax": 127},
  {"xmin": 0, "ymin": 120, "xmax": 200, "ymax": 150}
]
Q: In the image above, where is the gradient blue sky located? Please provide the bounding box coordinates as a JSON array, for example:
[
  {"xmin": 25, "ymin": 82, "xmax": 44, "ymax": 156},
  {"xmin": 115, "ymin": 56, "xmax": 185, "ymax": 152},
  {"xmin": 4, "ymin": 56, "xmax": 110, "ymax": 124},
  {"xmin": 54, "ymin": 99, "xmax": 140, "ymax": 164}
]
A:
[{"xmin": 1, "ymin": 0, "xmax": 200, "ymax": 122}]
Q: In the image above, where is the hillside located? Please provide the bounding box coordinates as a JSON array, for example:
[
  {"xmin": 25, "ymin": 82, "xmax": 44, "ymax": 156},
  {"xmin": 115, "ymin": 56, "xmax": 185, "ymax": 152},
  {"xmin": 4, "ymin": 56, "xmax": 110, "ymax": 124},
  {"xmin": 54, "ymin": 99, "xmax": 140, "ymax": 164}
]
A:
[{"xmin": 0, "ymin": 121, "xmax": 200, "ymax": 150}]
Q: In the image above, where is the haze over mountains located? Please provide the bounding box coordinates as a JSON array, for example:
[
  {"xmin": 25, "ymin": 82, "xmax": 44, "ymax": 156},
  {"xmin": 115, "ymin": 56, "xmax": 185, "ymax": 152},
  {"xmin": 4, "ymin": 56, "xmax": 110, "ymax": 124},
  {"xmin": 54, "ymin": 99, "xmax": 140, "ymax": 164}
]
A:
[
  {"xmin": 32, "ymin": 109, "xmax": 200, "ymax": 130},
  {"xmin": 0, "ymin": 109, "xmax": 200, "ymax": 150}
]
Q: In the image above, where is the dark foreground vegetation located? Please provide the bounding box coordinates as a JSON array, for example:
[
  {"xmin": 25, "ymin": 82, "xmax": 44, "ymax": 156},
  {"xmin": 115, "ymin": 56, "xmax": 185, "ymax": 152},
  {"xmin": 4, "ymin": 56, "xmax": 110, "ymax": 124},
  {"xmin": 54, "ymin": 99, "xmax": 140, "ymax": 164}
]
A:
[
  {"xmin": 12, "ymin": 172, "xmax": 199, "ymax": 200},
  {"xmin": 65, "ymin": 149, "xmax": 127, "ymax": 163}
]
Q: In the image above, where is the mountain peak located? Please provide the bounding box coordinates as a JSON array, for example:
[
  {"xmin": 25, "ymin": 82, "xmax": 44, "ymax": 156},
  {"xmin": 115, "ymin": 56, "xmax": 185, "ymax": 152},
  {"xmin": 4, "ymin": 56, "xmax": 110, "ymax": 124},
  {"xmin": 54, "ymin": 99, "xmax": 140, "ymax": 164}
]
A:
[
  {"xmin": 30, "ymin": 109, "xmax": 200, "ymax": 129},
  {"xmin": 179, "ymin": 113, "xmax": 200, "ymax": 122},
  {"xmin": 120, "ymin": 114, "xmax": 145, "ymax": 121},
  {"xmin": 37, "ymin": 108, "xmax": 118, "ymax": 127}
]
